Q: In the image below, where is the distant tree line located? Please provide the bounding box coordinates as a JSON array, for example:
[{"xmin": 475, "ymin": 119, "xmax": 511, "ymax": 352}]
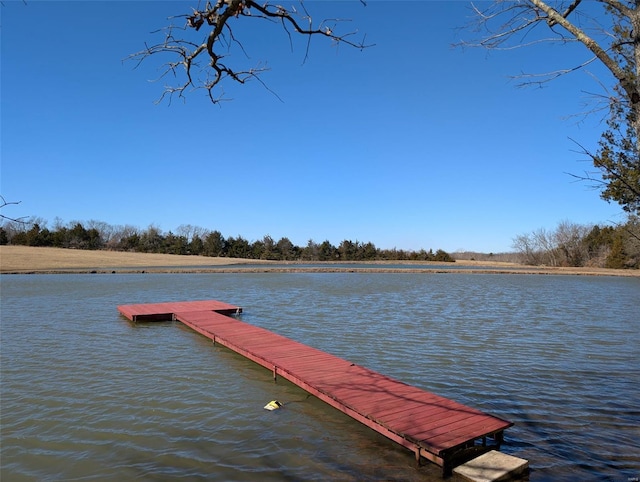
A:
[
  {"xmin": 512, "ymin": 217, "xmax": 639, "ymax": 269},
  {"xmin": 0, "ymin": 218, "xmax": 454, "ymax": 263}
]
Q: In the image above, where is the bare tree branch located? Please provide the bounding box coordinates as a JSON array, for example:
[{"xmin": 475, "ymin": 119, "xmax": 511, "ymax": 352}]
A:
[
  {"xmin": 547, "ymin": 0, "xmax": 582, "ymax": 27},
  {"xmin": 0, "ymin": 195, "xmax": 29, "ymax": 224},
  {"xmin": 529, "ymin": 0, "xmax": 635, "ymax": 100},
  {"xmin": 461, "ymin": 1, "xmax": 638, "ymax": 101},
  {"xmin": 460, "ymin": 1, "xmax": 639, "ymax": 215},
  {"xmin": 127, "ymin": 0, "xmax": 372, "ymax": 104},
  {"xmin": 567, "ymin": 138, "xmax": 640, "ymax": 208}
]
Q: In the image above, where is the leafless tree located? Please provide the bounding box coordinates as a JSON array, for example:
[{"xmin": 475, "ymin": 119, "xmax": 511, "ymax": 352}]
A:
[
  {"xmin": 462, "ymin": 0, "xmax": 639, "ymax": 213},
  {"xmin": 512, "ymin": 232, "xmax": 544, "ymax": 265},
  {"xmin": 177, "ymin": 224, "xmax": 209, "ymax": 243},
  {"xmin": 128, "ymin": 0, "xmax": 370, "ymax": 104},
  {"xmin": 534, "ymin": 227, "xmax": 560, "ymax": 266},
  {"xmin": 85, "ymin": 219, "xmax": 119, "ymax": 246},
  {"xmin": 513, "ymin": 220, "xmax": 601, "ymax": 266},
  {"xmin": 110, "ymin": 224, "xmax": 141, "ymax": 251},
  {"xmin": 553, "ymin": 219, "xmax": 591, "ymax": 265}
]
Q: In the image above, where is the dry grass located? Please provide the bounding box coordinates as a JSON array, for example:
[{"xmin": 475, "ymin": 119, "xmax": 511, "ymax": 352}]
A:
[
  {"xmin": 1, "ymin": 245, "xmax": 637, "ymax": 276},
  {"xmin": 0, "ymin": 246, "xmax": 260, "ymax": 272}
]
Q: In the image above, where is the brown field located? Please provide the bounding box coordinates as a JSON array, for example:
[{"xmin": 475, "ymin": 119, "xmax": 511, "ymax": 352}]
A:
[
  {"xmin": 0, "ymin": 245, "xmax": 638, "ymax": 276},
  {"xmin": 0, "ymin": 246, "xmax": 263, "ymax": 273}
]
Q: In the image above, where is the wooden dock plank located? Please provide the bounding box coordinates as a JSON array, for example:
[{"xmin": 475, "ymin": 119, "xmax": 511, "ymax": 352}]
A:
[
  {"xmin": 117, "ymin": 300, "xmax": 513, "ymax": 474},
  {"xmin": 359, "ymin": 392, "xmax": 456, "ymax": 415},
  {"xmin": 399, "ymin": 413, "xmax": 481, "ymax": 440},
  {"xmin": 118, "ymin": 300, "xmax": 241, "ymax": 321},
  {"xmin": 379, "ymin": 397, "xmax": 485, "ymax": 423},
  {"xmin": 424, "ymin": 417, "xmax": 512, "ymax": 448}
]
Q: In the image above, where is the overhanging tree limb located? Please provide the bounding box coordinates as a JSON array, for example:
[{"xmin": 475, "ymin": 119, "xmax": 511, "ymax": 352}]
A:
[
  {"xmin": 530, "ymin": 0, "xmax": 638, "ymax": 104},
  {"xmin": 568, "ymin": 138, "xmax": 640, "ymax": 200},
  {"xmin": 462, "ymin": 0, "xmax": 639, "ymax": 214},
  {"xmin": 0, "ymin": 195, "xmax": 28, "ymax": 224},
  {"xmin": 128, "ymin": 0, "xmax": 371, "ymax": 104}
]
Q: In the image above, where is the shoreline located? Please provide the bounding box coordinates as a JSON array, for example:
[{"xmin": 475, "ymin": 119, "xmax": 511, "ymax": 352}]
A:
[{"xmin": 1, "ymin": 245, "xmax": 638, "ymax": 277}]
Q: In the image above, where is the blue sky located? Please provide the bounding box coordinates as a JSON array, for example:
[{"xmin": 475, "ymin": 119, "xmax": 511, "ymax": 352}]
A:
[{"xmin": 1, "ymin": 1, "xmax": 626, "ymax": 253}]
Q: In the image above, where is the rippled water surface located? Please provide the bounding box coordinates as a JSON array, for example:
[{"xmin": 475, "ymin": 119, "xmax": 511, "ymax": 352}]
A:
[{"xmin": 1, "ymin": 273, "xmax": 639, "ymax": 481}]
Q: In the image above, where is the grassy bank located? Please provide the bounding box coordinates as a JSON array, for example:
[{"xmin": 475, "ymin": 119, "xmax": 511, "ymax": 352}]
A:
[{"xmin": 1, "ymin": 246, "xmax": 638, "ymax": 277}]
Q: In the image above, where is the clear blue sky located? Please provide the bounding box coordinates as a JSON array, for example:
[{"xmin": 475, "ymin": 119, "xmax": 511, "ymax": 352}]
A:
[{"xmin": 1, "ymin": 1, "xmax": 626, "ymax": 253}]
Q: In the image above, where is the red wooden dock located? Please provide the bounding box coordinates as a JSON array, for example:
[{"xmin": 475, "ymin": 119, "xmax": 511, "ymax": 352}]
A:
[{"xmin": 117, "ymin": 300, "xmax": 513, "ymax": 474}]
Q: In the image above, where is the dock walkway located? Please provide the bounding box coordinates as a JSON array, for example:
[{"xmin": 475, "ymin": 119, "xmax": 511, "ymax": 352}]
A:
[{"xmin": 117, "ymin": 300, "xmax": 513, "ymax": 474}]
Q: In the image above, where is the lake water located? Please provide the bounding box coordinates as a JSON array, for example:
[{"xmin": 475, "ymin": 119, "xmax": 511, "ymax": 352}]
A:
[{"xmin": 1, "ymin": 273, "xmax": 638, "ymax": 481}]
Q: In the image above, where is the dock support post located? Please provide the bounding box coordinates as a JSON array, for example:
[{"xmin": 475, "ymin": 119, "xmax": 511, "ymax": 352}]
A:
[
  {"xmin": 273, "ymin": 366, "xmax": 278, "ymax": 382},
  {"xmin": 442, "ymin": 460, "xmax": 452, "ymax": 478},
  {"xmin": 414, "ymin": 448, "xmax": 421, "ymax": 466}
]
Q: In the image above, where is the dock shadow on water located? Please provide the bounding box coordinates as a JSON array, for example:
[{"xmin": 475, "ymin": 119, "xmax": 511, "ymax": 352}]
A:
[{"xmin": 1, "ymin": 273, "xmax": 638, "ymax": 481}]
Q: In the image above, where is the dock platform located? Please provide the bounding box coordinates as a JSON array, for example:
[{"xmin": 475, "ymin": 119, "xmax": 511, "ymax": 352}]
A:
[{"xmin": 117, "ymin": 300, "xmax": 513, "ymax": 475}]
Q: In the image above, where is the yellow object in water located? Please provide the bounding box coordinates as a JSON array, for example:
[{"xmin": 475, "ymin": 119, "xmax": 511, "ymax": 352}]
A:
[{"xmin": 264, "ymin": 400, "xmax": 283, "ymax": 411}]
